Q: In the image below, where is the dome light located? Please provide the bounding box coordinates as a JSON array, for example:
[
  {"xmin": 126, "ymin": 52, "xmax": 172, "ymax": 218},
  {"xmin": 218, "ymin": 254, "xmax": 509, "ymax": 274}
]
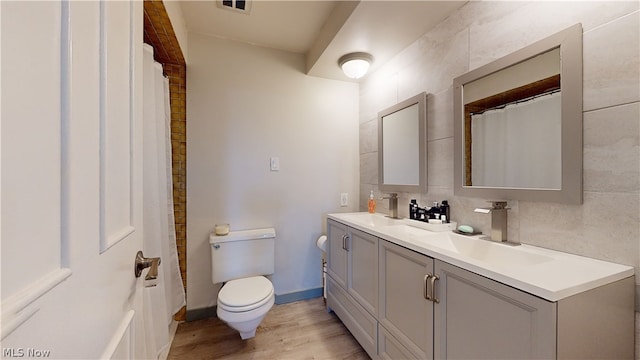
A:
[{"xmin": 338, "ymin": 52, "xmax": 374, "ymax": 79}]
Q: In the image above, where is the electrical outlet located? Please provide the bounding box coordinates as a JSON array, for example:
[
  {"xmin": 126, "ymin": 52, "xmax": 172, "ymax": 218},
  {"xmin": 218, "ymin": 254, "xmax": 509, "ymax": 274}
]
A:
[{"xmin": 340, "ymin": 193, "xmax": 348, "ymax": 207}]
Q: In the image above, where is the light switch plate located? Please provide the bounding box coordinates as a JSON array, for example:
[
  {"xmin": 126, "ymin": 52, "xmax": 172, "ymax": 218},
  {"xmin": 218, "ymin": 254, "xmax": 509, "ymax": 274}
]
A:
[
  {"xmin": 270, "ymin": 157, "xmax": 280, "ymax": 171},
  {"xmin": 340, "ymin": 193, "xmax": 348, "ymax": 207}
]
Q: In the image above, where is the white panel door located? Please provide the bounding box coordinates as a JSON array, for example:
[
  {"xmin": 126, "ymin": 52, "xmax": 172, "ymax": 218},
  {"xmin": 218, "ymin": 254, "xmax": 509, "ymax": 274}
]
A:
[{"xmin": 1, "ymin": 1, "xmax": 145, "ymax": 358}]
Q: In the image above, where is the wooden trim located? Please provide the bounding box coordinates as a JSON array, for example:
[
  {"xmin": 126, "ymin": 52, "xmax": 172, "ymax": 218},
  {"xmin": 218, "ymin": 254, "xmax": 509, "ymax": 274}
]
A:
[{"xmin": 465, "ymin": 74, "xmax": 560, "ymax": 113}]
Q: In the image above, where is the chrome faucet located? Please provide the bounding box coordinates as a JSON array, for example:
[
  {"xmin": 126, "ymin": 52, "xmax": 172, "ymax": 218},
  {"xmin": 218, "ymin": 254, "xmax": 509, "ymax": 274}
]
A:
[
  {"xmin": 474, "ymin": 201, "xmax": 511, "ymax": 243},
  {"xmin": 382, "ymin": 193, "xmax": 399, "ymax": 219}
]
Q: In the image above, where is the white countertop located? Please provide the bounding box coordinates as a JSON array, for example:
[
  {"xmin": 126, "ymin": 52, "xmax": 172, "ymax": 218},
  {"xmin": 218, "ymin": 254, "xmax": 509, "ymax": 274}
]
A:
[{"xmin": 328, "ymin": 212, "xmax": 634, "ymax": 302}]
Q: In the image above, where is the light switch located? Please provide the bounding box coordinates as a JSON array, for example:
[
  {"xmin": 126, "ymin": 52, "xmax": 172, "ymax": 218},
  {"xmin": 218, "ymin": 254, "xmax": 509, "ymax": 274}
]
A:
[
  {"xmin": 340, "ymin": 193, "xmax": 348, "ymax": 207},
  {"xmin": 270, "ymin": 157, "xmax": 280, "ymax": 171}
]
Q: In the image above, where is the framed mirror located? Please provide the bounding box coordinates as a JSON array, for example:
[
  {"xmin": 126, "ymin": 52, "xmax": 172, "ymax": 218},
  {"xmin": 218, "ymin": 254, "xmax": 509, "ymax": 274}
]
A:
[
  {"xmin": 453, "ymin": 24, "xmax": 583, "ymax": 204},
  {"xmin": 378, "ymin": 92, "xmax": 427, "ymax": 192}
]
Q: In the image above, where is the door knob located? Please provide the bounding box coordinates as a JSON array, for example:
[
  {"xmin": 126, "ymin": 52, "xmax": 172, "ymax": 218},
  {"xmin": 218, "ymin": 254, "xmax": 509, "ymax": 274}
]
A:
[{"xmin": 134, "ymin": 251, "xmax": 161, "ymax": 279}]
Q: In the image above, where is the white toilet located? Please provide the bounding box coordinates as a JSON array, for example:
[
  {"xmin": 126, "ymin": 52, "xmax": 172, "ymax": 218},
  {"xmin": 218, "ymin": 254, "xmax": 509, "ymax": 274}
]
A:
[{"xmin": 209, "ymin": 228, "xmax": 276, "ymax": 339}]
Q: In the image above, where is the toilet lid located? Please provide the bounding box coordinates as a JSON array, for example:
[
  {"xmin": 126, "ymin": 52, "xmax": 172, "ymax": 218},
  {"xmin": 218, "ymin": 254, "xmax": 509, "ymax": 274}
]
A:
[{"xmin": 218, "ymin": 276, "xmax": 274, "ymax": 311}]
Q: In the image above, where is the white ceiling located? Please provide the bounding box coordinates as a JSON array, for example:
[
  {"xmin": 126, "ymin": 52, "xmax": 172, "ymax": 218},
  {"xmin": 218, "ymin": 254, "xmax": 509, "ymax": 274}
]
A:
[{"xmin": 179, "ymin": 0, "xmax": 467, "ymax": 81}]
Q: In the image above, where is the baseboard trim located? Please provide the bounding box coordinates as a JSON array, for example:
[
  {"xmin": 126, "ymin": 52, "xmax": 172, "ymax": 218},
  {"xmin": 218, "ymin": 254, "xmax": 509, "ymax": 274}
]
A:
[
  {"xmin": 275, "ymin": 287, "xmax": 323, "ymax": 305},
  {"xmin": 186, "ymin": 306, "xmax": 217, "ymax": 322},
  {"xmin": 185, "ymin": 287, "xmax": 324, "ymax": 322}
]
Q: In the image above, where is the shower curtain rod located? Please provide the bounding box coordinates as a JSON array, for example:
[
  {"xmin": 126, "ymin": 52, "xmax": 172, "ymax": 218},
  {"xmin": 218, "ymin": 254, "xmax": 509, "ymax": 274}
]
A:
[{"xmin": 471, "ymin": 88, "xmax": 561, "ymax": 116}]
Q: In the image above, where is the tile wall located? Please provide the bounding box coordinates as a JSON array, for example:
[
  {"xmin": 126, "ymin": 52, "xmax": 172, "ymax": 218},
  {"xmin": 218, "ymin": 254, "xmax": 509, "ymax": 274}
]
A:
[{"xmin": 359, "ymin": 0, "xmax": 639, "ymax": 317}]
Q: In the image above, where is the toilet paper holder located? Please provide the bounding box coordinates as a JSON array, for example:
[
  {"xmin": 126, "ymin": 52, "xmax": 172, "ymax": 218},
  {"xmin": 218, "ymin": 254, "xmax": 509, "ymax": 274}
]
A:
[{"xmin": 316, "ymin": 235, "xmax": 327, "ymax": 252}]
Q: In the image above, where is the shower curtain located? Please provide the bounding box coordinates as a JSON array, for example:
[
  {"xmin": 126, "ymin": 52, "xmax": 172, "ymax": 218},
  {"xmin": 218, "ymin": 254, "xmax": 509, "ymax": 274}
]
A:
[
  {"xmin": 142, "ymin": 44, "xmax": 186, "ymax": 359},
  {"xmin": 471, "ymin": 91, "xmax": 562, "ymax": 189}
]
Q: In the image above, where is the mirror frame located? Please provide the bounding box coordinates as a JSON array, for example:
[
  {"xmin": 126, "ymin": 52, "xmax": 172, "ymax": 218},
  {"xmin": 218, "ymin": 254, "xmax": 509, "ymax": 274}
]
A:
[
  {"xmin": 453, "ymin": 24, "xmax": 583, "ymax": 204},
  {"xmin": 378, "ymin": 92, "xmax": 427, "ymax": 193}
]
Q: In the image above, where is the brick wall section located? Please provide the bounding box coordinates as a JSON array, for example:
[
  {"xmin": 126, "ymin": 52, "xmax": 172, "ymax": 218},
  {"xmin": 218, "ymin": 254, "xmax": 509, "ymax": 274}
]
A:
[
  {"xmin": 143, "ymin": 1, "xmax": 185, "ymax": 65},
  {"xmin": 143, "ymin": 0, "xmax": 187, "ymax": 321},
  {"xmin": 165, "ymin": 63, "xmax": 187, "ymax": 322}
]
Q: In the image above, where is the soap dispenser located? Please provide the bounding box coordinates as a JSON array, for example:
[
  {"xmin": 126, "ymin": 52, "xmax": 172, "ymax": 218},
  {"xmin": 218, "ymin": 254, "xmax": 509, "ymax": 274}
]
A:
[
  {"xmin": 368, "ymin": 190, "xmax": 376, "ymax": 213},
  {"xmin": 410, "ymin": 199, "xmax": 418, "ymax": 219},
  {"xmin": 429, "ymin": 202, "xmax": 440, "ymax": 219},
  {"xmin": 440, "ymin": 200, "xmax": 450, "ymax": 223}
]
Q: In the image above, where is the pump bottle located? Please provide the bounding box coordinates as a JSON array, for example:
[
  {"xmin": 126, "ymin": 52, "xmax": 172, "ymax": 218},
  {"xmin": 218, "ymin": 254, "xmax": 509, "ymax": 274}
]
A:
[
  {"xmin": 368, "ymin": 190, "xmax": 376, "ymax": 213},
  {"xmin": 440, "ymin": 200, "xmax": 451, "ymax": 223}
]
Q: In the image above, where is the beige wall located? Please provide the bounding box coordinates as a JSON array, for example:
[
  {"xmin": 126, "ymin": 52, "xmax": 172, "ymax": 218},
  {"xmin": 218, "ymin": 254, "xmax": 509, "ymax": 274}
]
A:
[
  {"xmin": 358, "ymin": 0, "xmax": 639, "ymax": 345},
  {"xmin": 186, "ymin": 33, "xmax": 359, "ymax": 310}
]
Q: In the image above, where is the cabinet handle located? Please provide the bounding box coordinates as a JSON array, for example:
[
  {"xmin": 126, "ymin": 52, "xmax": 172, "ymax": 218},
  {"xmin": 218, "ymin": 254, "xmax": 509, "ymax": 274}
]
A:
[
  {"xmin": 341, "ymin": 234, "xmax": 350, "ymax": 251},
  {"xmin": 424, "ymin": 274, "xmax": 432, "ymax": 300},
  {"xmin": 430, "ymin": 274, "xmax": 440, "ymax": 303}
]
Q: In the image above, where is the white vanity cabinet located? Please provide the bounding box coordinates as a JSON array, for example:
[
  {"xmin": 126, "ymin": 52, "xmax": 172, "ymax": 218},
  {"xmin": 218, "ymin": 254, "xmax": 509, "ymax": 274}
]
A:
[
  {"xmin": 326, "ymin": 219, "xmax": 348, "ymax": 289},
  {"xmin": 326, "ymin": 214, "xmax": 635, "ymax": 360},
  {"xmin": 326, "ymin": 219, "xmax": 379, "ymax": 358},
  {"xmin": 327, "ymin": 219, "xmax": 378, "ymax": 312},
  {"xmin": 433, "ymin": 260, "xmax": 556, "ymax": 359},
  {"xmin": 377, "ymin": 239, "xmax": 558, "ymax": 360},
  {"xmin": 378, "ymin": 239, "xmax": 434, "ymax": 359},
  {"xmin": 433, "ymin": 259, "xmax": 634, "ymax": 359},
  {"xmin": 378, "ymin": 239, "xmax": 634, "ymax": 360}
]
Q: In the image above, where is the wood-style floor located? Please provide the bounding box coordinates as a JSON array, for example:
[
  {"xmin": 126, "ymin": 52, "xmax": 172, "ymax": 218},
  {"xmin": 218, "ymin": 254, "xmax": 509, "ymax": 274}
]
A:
[{"xmin": 167, "ymin": 297, "xmax": 370, "ymax": 360}]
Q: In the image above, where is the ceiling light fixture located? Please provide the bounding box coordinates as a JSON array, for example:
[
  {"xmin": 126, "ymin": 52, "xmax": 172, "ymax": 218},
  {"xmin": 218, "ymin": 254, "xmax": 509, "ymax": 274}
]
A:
[{"xmin": 338, "ymin": 52, "xmax": 374, "ymax": 79}]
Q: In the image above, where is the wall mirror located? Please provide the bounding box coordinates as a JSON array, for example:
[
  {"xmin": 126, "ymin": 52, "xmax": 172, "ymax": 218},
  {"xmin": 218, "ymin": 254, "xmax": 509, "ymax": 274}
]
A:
[
  {"xmin": 453, "ymin": 24, "xmax": 583, "ymax": 204},
  {"xmin": 378, "ymin": 92, "xmax": 427, "ymax": 192}
]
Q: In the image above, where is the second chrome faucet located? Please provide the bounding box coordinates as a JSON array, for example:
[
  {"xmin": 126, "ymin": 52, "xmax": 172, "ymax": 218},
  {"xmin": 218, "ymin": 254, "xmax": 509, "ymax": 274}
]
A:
[
  {"xmin": 474, "ymin": 201, "xmax": 513, "ymax": 243},
  {"xmin": 382, "ymin": 193, "xmax": 399, "ymax": 219}
]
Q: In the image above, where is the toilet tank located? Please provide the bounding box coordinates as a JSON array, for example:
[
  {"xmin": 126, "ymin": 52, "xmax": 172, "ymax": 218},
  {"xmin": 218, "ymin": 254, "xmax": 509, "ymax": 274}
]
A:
[{"xmin": 209, "ymin": 228, "xmax": 275, "ymax": 284}]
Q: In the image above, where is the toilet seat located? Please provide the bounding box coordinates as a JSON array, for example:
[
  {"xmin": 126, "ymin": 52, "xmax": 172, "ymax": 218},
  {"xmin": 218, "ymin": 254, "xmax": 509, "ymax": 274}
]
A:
[{"xmin": 218, "ymin": 276, "xmax": 274, "ymax": 312}]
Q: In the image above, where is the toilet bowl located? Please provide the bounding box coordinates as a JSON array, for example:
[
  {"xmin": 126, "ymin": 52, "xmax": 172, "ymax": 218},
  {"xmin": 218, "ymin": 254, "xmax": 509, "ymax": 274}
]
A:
[
  {"xmin": 210, "ymin": 228, "xmax": 276, "ymax": 339},
  {"xmin": 216, "ymin": 276, "xmax": 275, "ymax": 339}
]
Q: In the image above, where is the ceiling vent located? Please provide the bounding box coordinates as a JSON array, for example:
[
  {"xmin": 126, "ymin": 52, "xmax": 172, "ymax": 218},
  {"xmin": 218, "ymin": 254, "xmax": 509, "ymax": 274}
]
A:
[{"xmin": 217, "ymin": 0, "xmax": 252, "ymax": 14}]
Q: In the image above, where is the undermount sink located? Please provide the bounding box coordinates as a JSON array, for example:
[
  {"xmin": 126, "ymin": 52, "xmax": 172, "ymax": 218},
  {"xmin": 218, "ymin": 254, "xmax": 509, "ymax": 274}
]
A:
[
  {"xmin": 377, "ymin": 223, "xmax": 554, "ymax": 268},
  {"xmin": 380, "ymin": 223, "xmax": 434, "ymax": 237},
  {"xmin": 339, "ymin": 212, "xmax": 400, "ymax": 228},
  {"xmin": 422, "ymin": 232, "xmax": 554, "ymax": 267}
]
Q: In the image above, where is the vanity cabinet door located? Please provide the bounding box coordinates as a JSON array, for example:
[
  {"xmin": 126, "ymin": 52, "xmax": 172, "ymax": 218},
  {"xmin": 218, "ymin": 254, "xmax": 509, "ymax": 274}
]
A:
[
  {"xmin": 326, "ymin": 276, "xmax": 378, "ymax": 358},
  {"xmin": 326, "ymin": 219, "xmax": 348, "ymax": 289},
  {"xmin": 379, "ymin": 240, "xmax": 434, "ymax": 360},
  {"xmin": 326, "ymin": 221, "xmax": 379, "ymax": 359},
  {"xmin": 433, "ymin": 260, "xmax": 557, "ymax": 360},
  {"xmin": 348, "ymin": 227, "xmax": 378, "ymax": 316}
]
